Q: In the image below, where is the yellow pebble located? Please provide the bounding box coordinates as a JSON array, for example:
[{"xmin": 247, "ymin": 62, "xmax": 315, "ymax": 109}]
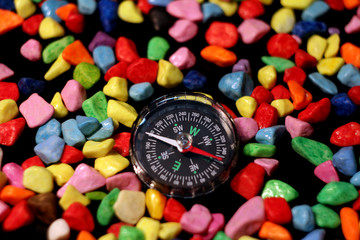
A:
[
  {"xmin": 235, "ymin": 96, "xmax": 257, "ymax": 118},
  {"xmin": 44, "ymin": 54, "xmax": 71, "ymax": 81},
  {"xmin": 280, "ymin": 0, "xmax": 314, "ymax": 10},
  {"xmin": 157, "ymin": 59, "xmax": 183, "ymax": 89},
  {"xmin": 259, "ymin": 0, "xmax": 273, "ymax": 5},
  {"xmin": 270, "ymin": 99, "xmax": 294, "ymax": 117},
  {"xmin": 316, "ymin": 57, "xmax": 345, "ymax": 76},
  {"xmin": 58, "ymin": 184, "xmax": 90, "ymax": 210},
  {"xmin": 113, "ymin": 190, "xmax": 146, "ymax": 224},
  {"xmin": 324, "ymin": 34, "xmax": 340, "ymax": 58},
  {"xmin": 39, "ymin": 17, "xmax": 65, "ymax": 40},
  {"xmin": 23, "ymin": 166, "xmax": 54, "ymax": 194},
  {"xmin": 0, "ymin": 99, "xmax": 18, "ymax": 124},
  {"xmin": 257, "ymin": 65, "xmax": 277, "ymax": 89},
  {"xmin": 14, "ymin": 0, "xmax": 36, "ymax": 19},
  {"xmin": 118, "ymin": 0, "xmax": 144, "ymax": 24},
  {"xmin": 145, "ymin": 189, "xmax": 167, "ymax": 220},
  {"xmin": 196, "ymin": 0, "xmax": 204, "ymax": 3},
  {"xmin": 98, "ymin": 233, "xmax": 117, "ymax": 240},
  {"xmin": 238, "ymin": 236, "xmax": 259, "ymax": 240},
  {"xmin": 209, "ymin": 0, "xmax": 238, "ymax": 17},
  {"xmin": 270, "ymin": 8, "xmax": 296, "ymax": 33},
  {"xmin": 136, "ymin": 217, "xmax": 161, "ymax": 240},
  {"xmin": 112, "ymin": 118, "xmax": 120, "ymax": 131},
  {"xmin": 103, "ymin": 77, "xmax": 128, "ymax": 102},
  {"xmin": 158, "ymin": 222, "xmax": 182, "ymax": 240},
  {"xmin": 107, "ymin": 100, "xmax": 138, "ymax": 128},
  {"xmin": 82, "ymin": 138, "xmax": 115, "ymax": 158},
  {"xmin": 50, "ymin": 92, "xmax": 68, "ymax": 118},
  {"xmin": 46, "ymin": 163, "xmax": 74, "ymax": 186},
  {"xmin": 94, "ymin": 150, "xmax": 130, "ymax": 178},
  {"xmin": 307, "ymin": 34, "xmax": 327, "ymax": 61}
]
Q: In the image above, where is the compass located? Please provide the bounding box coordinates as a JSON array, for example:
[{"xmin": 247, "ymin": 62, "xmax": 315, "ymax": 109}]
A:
[{"xmin": 130, "ymin": 92, "xmax": 239, "ymax": 198}]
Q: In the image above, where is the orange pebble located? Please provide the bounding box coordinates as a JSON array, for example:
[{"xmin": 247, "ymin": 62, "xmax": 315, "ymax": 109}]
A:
[
  {"xmin": 0, "ymin": 185, "xmax": 35, "ymax": 205},
  {"xmin": 62, "ymin": 40, "xmax": 94, "ymax": 66},
  {"xmin": 0, "ymin": 9, "xmax": 24, "ymax": 35},
  {"xmin": 200, "ymin": 45, "xmax": 237, "ymax": 67},
  {"xmin": 258, "ymin": 221, "xmax": 293, "ymax": 240},
  {"xmin": 76, "ymin": 230, "xmax": 96, "ymax": 240},
  {"xmin": 56, "ymin": 3, "xmax": 79, "ymax": 21},
  {"xmin": 340, "ymin": 42, "xmax": 360, "ymax": 68},
  {"xmin": 343, "ymin": 0, "xmax": 360, "ymax": 9},
  {"xmin": 287, "ymin": 80, "xmax": 312, "ymax": 110},
  {"xmin": 340, "ymin": 207, "xmax": 360, "ymax": 240}
]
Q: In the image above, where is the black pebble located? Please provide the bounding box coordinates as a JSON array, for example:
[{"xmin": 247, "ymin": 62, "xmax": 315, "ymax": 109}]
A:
[{"xmin": 148, "ymin": 7, "xmax": 176, "ymax": 32}]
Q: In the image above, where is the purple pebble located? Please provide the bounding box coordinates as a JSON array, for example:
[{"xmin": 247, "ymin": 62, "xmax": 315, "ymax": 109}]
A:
[
  {"xmin": 232, "ymin": 59, "xmax": 251, "ymax": 76},
  {"xmin": 88, "ymin": 31, "xmax": 116, "ymax": 52},
  {"xmin": 328, "ymin": 27, "xmax": 340, "ymax": 35}
]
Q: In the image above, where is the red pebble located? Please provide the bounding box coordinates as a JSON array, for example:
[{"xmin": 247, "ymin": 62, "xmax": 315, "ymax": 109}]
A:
[
  {"xmin": 21, "ymin": 156, "xmax": 45, "ymax": 169},
  {"xmin": 0, "ymin": 118, "xmax": 26, "ymax": 146},
  {"xmin": 60, "ymin": 145, "xmax": 85, "ymax": 164},
  {"xmin": 298, "ymin": 98, "xmax": 331, "ymax": 123},
  {"xmin": 205, "ymin": 21, "xmax": 239, "ymax": 48},
  {"xmin": 264, "ymin": 197, "xmax": 292, "ymax": 225},
  {"xmin": 251, "ymin": 86, "xmax": 273, "ymax": 105},
  {"xmin": 137, "ymin": 0, "xmax": 154, "ymax": 14},
  {"xmin": 348, "ymin": 86, "xmax": 360, "ymax": 105},
  {"xmin": 271, "ymin": 85, "xmax": 290, "ymax": 100},
  {"xmin": 63, "ymin": 202, "xmax": 94, "ymax": 232},
  {"xmin": 352, "ymin": 190, "xmax": 360, "ymax": 211},
  {"xmin": 190, "ymin": 236, "xmax": 203, "ymax": 240},
  {"xmin": 22, "ymin": 14, "xmax": 44, "ymax": 36},
  {"xmin": 65, "ymin": 12, "xmax": 85, "ymax": 34},
  {"xmin": 295, "ymin": 49, "xmax": 317, "ymax": 69},
  {"xmin": 238, "ymin": 0, "xmax": 265, "ymax": 19},
  {"xmin": 107, "ymin": 222, "xmax": 132, "ymax": 237},
  {"xmin": 0, "ymin": 82, "xmax": 20, "ymax": 101},
  {"xmin": 113, "ymin": 132, "xmax": 131, "ymax": 157},
  {"xmin": 115, "ymin": 36, "xmax": 140, "ymax": 64},
  {"xmin": 254, "ymin": 103, "xmax": 278, "ymax": 129},
  {"xmin": 330, "ymin": 122, "xmax": 360, "ymax": 147},
  {"xmin": 283, "ymin": 66, "xmax": 306, "ymax": 85},
  {"xmin": 126, "ymin": 58, "xmax": 158, "ymax": 84},
  {"xmin": 221, "ymin": 103, "xmax": 237, "ymax": 119},
  {"xmin": 2, "ymin": 200, "xmax": 34, "ymax": 231},
  {"xmin": 267, "ymin": 33, "xmax": 299, "ymax": 59},
  {"xmin": 163, "ymin": 198, "xmax": 187, "ymax": 222},
  {"xmin": 104, "ymin": 61, "xmax": 128, "ymax": 81},
  {"xmin": 230, "ymin": 162, "xmax": 266, "ymax": 200},
  {"xmin": 325, "ymin": 0, "xmax": 344, "ymax": 10}
]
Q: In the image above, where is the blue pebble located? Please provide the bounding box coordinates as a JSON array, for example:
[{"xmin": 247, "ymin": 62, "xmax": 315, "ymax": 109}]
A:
[
  {"xmin": 93, "ymin": 46, "xmax": 115, "ymax": 73},
  {"xmin": 292, "ymin": 21, "xmax": 327, "ymax": 38},
  {"xmin": 331, "ymin": 93, "xmax": 357, "ymax": 117},
  {"xmin": 218, "ymin": 71, "xmax": 254, "ymax": 101},
  {"xmin": 332, "ymin": 146, "xmax": 357, "ymax": 176},
  {"xmin": 147, "ymin": 0, "xmax": 173, "ymax": 7},
  {"xmin": 76, "ymin": 115, "xmax": 101, "ymax": 137},
  {"xmin": 61, "ymin": 119, "xmax": 86, "ymax": 147},
  {"xmin": 308, "ymin": 72, "xmax": 338, "ymax": 95},
  {"xmin": 77, "ymin": 0, "xmax": 97, "ymax": 15},
  {"xmin": 41, "ymin": 0, "xmax": 68, "ymax": 22},
  {"xmin": 337, "ymin": 64, "xmax": 360, "ymax": 87},
  {"xmin": 201, "ymin": 2, "xmax": 223, "ymax": 23},
  {"xmin": 350, "ymin": 171, "xmax": 360, "ymax": 187},
  {"xmin": 35, "ymin": 119, "xmax": 61, "ymax": 144},
  {"xmin": 301, "ymin": 229, "xmax": 326, "ymax": 240},
  {"xmin": 292, "ymin": 205, "xmax": 315, "ymax": 232},
  {"xmin": 0, "ymin": 0, "xmax": 14, "ymax": 10},
  {"xmin": 255, "ymin": 125, "xmax": 286, "ymax": 145},
  {"xmin": 98, "ymin": 0, "xmax": 118, "ymax": 32},
  {"xmin": 34, "ymin": 135, "xmax": 65, "ymax": 164},
  {"xmin": 18, "ymin": 77, "xmax": 45, "ymax": 96},
  {"xmin": 87, "ymin": 118, "xmax": 114, "ymax": 141},
  {"xmin": 301, "ymin": 1, "xmax": 330, "ymax": 21},
  {"xmin": 183, "ymin": 70, "xmax": 207, "ymax": 90},
  {"xmin": 129, "ymin": 82, "xmax": 154, "ymax": 101}
]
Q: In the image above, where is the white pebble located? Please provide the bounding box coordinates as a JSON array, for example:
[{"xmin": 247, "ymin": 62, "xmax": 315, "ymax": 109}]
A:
[{"xmin": 47, "ymin": 218, "xmax": 70, "ymax": 240}]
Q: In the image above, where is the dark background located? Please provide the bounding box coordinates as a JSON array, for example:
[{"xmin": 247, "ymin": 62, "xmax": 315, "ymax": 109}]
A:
[{"xmin": 0, "ymin": 0, "xmax": 360, "ymax": 239}]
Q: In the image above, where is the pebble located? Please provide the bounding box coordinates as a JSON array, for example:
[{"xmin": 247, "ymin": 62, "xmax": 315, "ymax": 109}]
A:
[
  {"xmin": 23, "ymin": 166, "xmax": 54, "ymax": 193},
  {"xmin": 271, "ymin": 7, "xmax": 296, "ymax": 33},
  {"xmin": 82, "ymin": 91, "xmax": 108, "ymax": 122},
  {"xmin": 34, "ymin": 135, "xmax": 65, "ymax": 165},
  {"xmin": 2, "ymin": 200, "xmax": 34, "ymax": 231},
  {"xmin": 62, "ymin": 119, "xmax": 86, "ymax": 147},
  {"xmin": 0, "ymin": 118, "xmax": 26, "ymax": 146},
  {"xmin": 62, "ymin": 40, "xmax": 94, "ymax": 66},
  {"xmin": 169, "ymin": 19, "xmax": 198, "ymax": 43},
  {"xmin": 261, "ymin": 179, "xmax": 299, "ymax": 202},
  {"xmin": 58, "ymin": 185, "xmax": 90, "ymax": 210},
  {"xmin": 337, "ymin": 63, "xmax": 360, "ymax": 87},
  {"xmin": 314, "ymin": 160, "xmax": 340, "ymax": 183},
  {"xmin": 235, "ymin": 96, "xmax": 257, "ymax": 118},
  {"xmin": 147, "ymin": 36, "xmax": 170, "ymax": 61},
  {"xmin": 47, "ymin": 163, "xmax": 74, "ymax": 187},
  {"xmin": 232, "ymin": 59, "xmax": 252, "ymax": 75},
  {"xmin": 41, "ymin": 0, "xmax": 67, "ymax": 22},
  {"xmin": 308, "ymin": 72, "xmax": 338, "ymax": 95},
  {"xmin": 316, "ymin": 57, "xmax": 344, "ymax": 76},
  {"xmin": 350, "ymin": 171, "xmax": 360, "ymax": 186},
  {"xmin": 166, "ymin": 0, "xmax": 203, "ymax": 21},
  {"xmin": 118, "ymin": 225, "xmax": 145, "ymax": 240},
  {"xmin": 243, "ymin": 143, "xmax": 276, "ymax": 157},
  {"xmin": 267, "ymin": 33, "xmax": 299, "ymax": 59},
  {"xmin": 258, "ymin": 221, "xmax": 292, "ymax": 240},
  {"xmin": 254, "ymin": 102, "xmax": 278, "ymax": 129},
  {"xmin": 14, "ymin": 0, "xmax": 36, "ymax": 19},
  {"xmin": 104, "ymin": 61, "xmax": 128, "ymax": 81},
  {"xmin": 325, "ymin": 33, "xmax": 340, "ymax": 58},
  {"xmin": 97, "ymin": 188, "xmax": 120, "ymax": 226},
  {"xmin": 295, "ymin": 49, "xmax": 318, "ymax": 69},
  {"xmin": 205, "ymin": 21, "xmax": 238, "ymax": 48},
  {"xmin": 218, "ymin": 71, "xmax": 254, "ymax": 101},
  {"xmin": 107, "ymin": 100, "xmax": 138, "ymax": 128},
  {"xmin": 115, "ymin": 36, "xmax": 139, "ymax": 64},
  {"xmin": 98, "ymin": 0, "xmax": 118, "ymax": 32},
  {"xmin": 83, "ymin": 138, "xmax": 115, "ymax": 158},
  {"xmin": 18, "ymin": 77, "xmax": 45, "ymax": 96},
  {"xmin": 201, "ymin": 3, "xmax": 224, "ymax": 23},
  {"xmin": 0, "ymin": 99, "xmax": 18, "ymax": 124},
  {"xmin": 148, "ymin": 7, "xmax": 175, "ymax": 31},
  {"xmin": 113, "ymin": 190, "xmax": 145, "ymax": 224},
  {"xmin": 35, "ymin": 118, "xmax": 61, "ymax": 144},
  {"xmin": 21, "ymin": 156, "xmax": 44, "ymax": 169},
  {"xmin": 297, "ymin": 98, "xmax": 331, "ymax": 123},
  {"xmin": 93, "ymin": 46, "xmax": 116, "ymax": 74},
  {"xmin": 106, "ymin": 172, "xmax": 142, "ymax": 192},
  {"xmin": 118, "ymin": 0, "xmax": 144, "ymax": 24},
  {"xmin": 129, "ymin": 82, "xmax": 154, "ymax": 101},
  {"xmin": 302, "ymin": 1, "xmax": 330, "ymax": 21},
  {"xmin": 180, "ymin": 204, "xmax": 212, "ymax": 234},
  {"xmin": 136, "ymin": 217, "xmax": 160, "ymax": 240},
  {"xmin": 257, "ymin": 65, "xmax": 277, "ymax": 90},
  {"xmin": 345, "ymin": 15, "xmax": 360, "ymax": 34},
  {"xmin": 251, "ymin": 86, "xmax": 273, "ymax": 105},
  {"xmin": 331, "ymin": 93, "xmax": 357, "ymax": 117},
  {"xmin": 0, "ymin": 82, "xmax": 18, "ymax": 102},
  {"xmin": 73, "ymin": 62, "xmax": 101, "ymax": 90},
  {"xmin": 39, "ymin": 17, "xmax": 65, "ymax": 40},
  {"xmin": 291, "ymin": 205, "xmax": 315, "ymax": 232},
  {"xmin": 328, "ymin": 26, "xmax": 341, "ymax": 35},
  {"xmin": 0, "ymin": 63, "xmax": 14, "ymax": 81},
  {"xmin": 20, "ymin": 39, "xmax": 42, "ymax": 62},
  {"xmin": 94, "ymin": 150, "xmax": 129, "ymax": 177},
  {"xmin": 55, "ymin": 3, "xmax": 78, "ymax": 21},
  {"xmin": 88, "ymin": 117, "xmax": 114, "ymax": 141},
  {"xmin": 292, "ymin": 21, "xmax": 327, "ymax": 39},
  {"xmin": 89, "ymin": 31, "xmax": 116, "ymax": 53},
  {"xmin": 0, "ymin": 185, "xmax": 35, "ymax": 205},
  {"xmin": 292, "ymin": 137, "xmax": 333, "ymax": 166},
  {"xmin": 145, "ymin": 188, "xmax": 167, "ymax": 220},
  {"xmin": 0, "ymin": 170, "xmax": 7, "ymax": 189},
  {"xmin": 307, "ymin": 34, "xmax": 327, "ymax": 61},
  {"xmin": 156, "ymin": 59, "xmax": 183, "ymax": 88},
  {"xmin": 340, "ymin": 207, "xmax": 359, "ymax": 240},
  {"xmin": 271, "ymin": 99, "xmax": 294, "ymax": 117},
  {"xmin": 159, "ymin": 222, "xmax": 182, "ymax": 240},
  {"xmin": 301, "ymin": 229, "xmax": 326, "ymax": 240},
  {"xmin": 0, "ymin": 9, "xmax": 23, "ymax": 35},
  {"xmin": 201, "ymin": 45, "xmax": 237, "ymax": 67},
  {"xmin": 47, "ymin": 218, "xmax": 71, "ymax": 240},
  {"xmin": 255, "ymin": 125, "xmax": 286, "ymax": 145},
  {"xmin": 63, "ymin": 202, "xmax": 95, "ymax": 232},
  {"xmin": 169, "ymin": 47, "xmax": 196, "ymax": 70},
  {"xmin": 78, "ymin": 0, "xmax": 97, "ymax": 15},
  {"xmin": 112, "ymin": 132, "xmax": 131, "ymax": 157},
  {"xmin": 254, "ymin": 158, "xmax": 279, "ymax": 176},
  {"xmin": 332, "ymin": 146, "xmax": 357, "ymax": 176},
  {"xmin": 183, "ymin": 70, "xmax": 207, "ymax": 90},
  {"xmin": 234, "ymin": 117, "xmax": 258, "ymax": 142},
  {"xmin": 311, "ymin": 203, "xmax": 341, "ymax": 228},
  {"xmin": 85, "ymin": 191, "xmax": 107, "ymax": 201},
  {"xmin": 163, "ymin": 198, "xmax": 186, "ymax": 223},
  {"xmin": 283, "ymin": 66, "xmax": 306, "ymax": 85},
  {"xmin": 44, "ymin": 54, "xmax": 72, "ymax": 81},
  {"xmin": 317, "ymin": 181, "xmax": 358, "ymax": 206},
  {"xmin": 51, "ymin": 92, "xmax": 68, "ymax": 118},
  {"xmin": 288, "ymin": 80, "xmax": 313, "ymax": 110},
  {"xmin": 209, "ymin": 0, "xmax": 238, "ymax": 17},
  {"xmin": 76, "ymin": 115, "xmax": 101, "ymax": 137},
  {"xmin": 127, "ymin": 58, "xmax": 158, "ymax": 84},
  {"xmin": 330, "ymin": 122, "xmax": 360, "ymax": 146},
  {"xmin": 281, "ymin": 0, "xmax": 313, "ymax": 9},
  {"xmin": 340, "ymin": 42, "xmax": 360, "ymax": 68},
  {"xmin": 27, "ymin": 193, "xmax": 57, "ymax": 224},
  {"xmin": 261, "ymin": 56, "xmax": 295, "ymax": 72},
  {"xmin": 65, "ymin": 12, "xmax": 85, "ymax": 34},
  {"xmin": 0, "ymin": 0, "xmax": 14, "ymax": 10},
  {"xmin": 238, "ymin": 18, "xmax": 270, "ymax": 44},
  {"xmin": 238, "ymin": 0, "xmax": 264, "ymax": 19},
  {"xmin": 214, "ymin": 231, "xmax": 232, "ymax": 240}
]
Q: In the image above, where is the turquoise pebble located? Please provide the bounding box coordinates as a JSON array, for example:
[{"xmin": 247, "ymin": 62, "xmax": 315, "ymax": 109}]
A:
[
  {"xmin": 255, "ymin": 125, "xmax": 285, "ymax": 145},
  {"xmin": 291, "ymin": 205, "xmax": 315, "ymax": 232},
  {"xmin": 97, "ymin": 188, "xmax": 120, "ymax": 226},
  {"xmin": 36, "ymin": 118, "xmax": 61, "ymax": 144},
  {"xmin": 129, "ymin": 82, "xmax": 154, "ymax": 102},
  {"xmin": 330, "ymin": 93, "xmax": 357, "ymax": 117},
  {"xmin": 202, "ymin": 2, "xmax": 223, "ymax": 23},
  {"xmin": 76, "ymin": 115, "xmax": 101, "ymax": 137},
  {"xmin": 78, "ymin": 0, "xmax": 97, "ymax": 15},
  {"xmin": 87, "ymin": 117, "xmax": 114, "ymax": 141},
  {"xmin": 301, "ymin": 1, "xmax": 330, "ymax": 21},
  {"xmin": 61, "ymin": 119, "xmax": 86, "ymax": 147},
  {"xmin": 308, "ymin": 72, "xmax": 338, "ymax": 95},
  {"xmin": 332, "ymin": 146, "xmax": 357, "ymax": 176},
  {"xmin": 148, "ymin": 0, "xmax": 172, "ymax": 7},
  {"xmin": 34, "ymin": 135, "xmax": 65, "ymax": 164},
  {"xmin": 93, "ymin": 46, "xmax": 115, "ymax": 74},
  {"xmin": 40, "ymin": 0, "xmax": 67, "ymax": 22},
  {"xmin": 183, "ymin": 70, "xmax": 207, "ymax": 90},
  {"xmin": 18, "ymin": 77, "xmax": 45, "ymax": 96},
  {"xmin": 337, "ymin": 64, "xmax": 360, "ymax": 87},
  {"xmin": 292, "ymin": 21, "xmax": 327, "ymax": 38},
  {"xmin": 301, "ymin": 229, "xmax": 326, "ymax": 240},
  {"xmin": 350, "ymin": 171, "xmax": 360, "ymax": 187},
  {"xmin": 218, "ymin": 71, "xmax": 254, "ymax": 101}
]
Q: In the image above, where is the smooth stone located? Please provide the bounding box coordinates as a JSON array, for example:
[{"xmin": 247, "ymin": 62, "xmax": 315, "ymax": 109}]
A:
[
  {"xmin": 118, "ymin": 0, "xmax": 144, "ymax": 24},
  {"xmin": 59, "ymin": 185, "xmax": 90, "ymax": 210},
  {"xmin": 237, "ymin": 18, "xmax": 270, "ymax": 44},
  {"xmin": 243, "ymin": 143, "xmax": 276, "ymax": 157},
  {"xmin": 180, "ymin": 204, "xmax": 212, "ymax": 234},
  {"xmin": 78, "ymin": 0, "xmax": 97, "ymax": 15},
  {"xmin": 76, "ymin": 115, "xmax": 101, "ymax": 137},
  {"xmin": 97, "ymin": 188, "xmax": 120, "ymax": 226},
  {"xmin": 106, "ymin": 172, "xmax": 142, "ymax": 192},
  {"xmin": 103, "ymin": 77, "xmax": 128, "ymax": 101},
  {"xmin": 136, "ymin": 217, "xmax": 160, "ymax": 240},
  {"xmin": 157, "ymin": 59, "xmax": 183, "ymax": 88},
  {"xmin": 34, "ymin": 135, "xmax": 65, "ymax": 164},
  {"xmin": 271, "ymin": 7, "xmax": 296, "ymax": 33},
  {"xmin": 234, "ymin": 117, "xmax": 259, "ymax": 142},
  {"xmin": 88, "ymin": 31, "xmax": 116, "ymax": 52},
  {"xmin": 118, "ymin": 225, "xmax": 145, "ymax": 240},
  {"xmin": 20, "ymin": 39, "xmax": 42, "ymax": 62},
  {"xmin": 82, "ymin": 139, "xmax": 115, "ymax": 158},
  {"xmin": 316, "ymin": 57, "xmax": 344, "ymax": 76},
  {"xmin": 148, "ymin": 7, "xmax": 176, "ymax": 31},
  {"xmin": 337, "ymin": 63, "xmax": 360, "ymax": 87},
  {"xmin": 61, "ymin": 79, "xmax": 87, "ymax": 112},
  {"xmin": 308, "ymin": 72, "xmax": 338, "ymax": 95},
  {"xmin": 73, "ymin": 62, "xmax": 101, "ymax": 90},
  {"xmin": 40, "ymin": 0, "xmax": 67, "ymax": 22},
  {"xmin": 2, "ymin": 162, "xmax": 24, "ymax": 188},
  {"xmin": 291, "ymin": 205, "xmax": 315, "ymax": 232},
  {"xmin": 159, "ymin": 222, "xmax": 182, "ymax": 240},
  {"xmin": 129, "ymin": 82, "xmax": 154, "ymax": 102},
  {"xmin": 168, "ymin": 19, "xmax": 198, "ymax": 43},
  {"xmin": 47, "ymin": 218, "xmax": 71, "ymax": 240},
  {"xmin": 332, "ymin": 146, "xmax": 357, "ymax": 176},
  {"xmin": 147, "ymin": 36, "xmax": 170, "ymax": 61},
  {"xmin": 148, "ymin": 0, "xmax": 172, "ymax": 7},
  {"xmin": 301, "ymin": 1, "xmax": 330, "ymax": 21},
  {"xmin": 255, "ymin": 125, "xmax": 286, "ymax": 145},
  {"xmin": 261, "ymin": 56, "xmax": 295, "ymax": 72},
  {"xmin": 0, "ymin": 99, "xmax": 18, "ymax": 124},
  {"xmin": 94, "ymin": 150, "xmax": 129, "ymax": 177},
  {"xmin": 0, "ymin": 0, "xmax": 14, "ymax": 10},
  {"xmin": 107, "ymin": 100, "xmax": 138, "ymax": 128},
  {"xmin": 62, "ymin": 119, "xmax": 86, "ymax": 147},
  {"xmin": 325, "ymin": 34, "xmax": 340, "ymax": 58},
  {"xmin": 145, "ymin": 188, "xmax": 167, "ymax": 220},
  {"xmin": 183, "ymin": 70, "xmax": 207, "ymax": 90},
  {"xmin": 292, "ymin": 20, "xmax": 327, "ymax": 38},
  {"xmin": 350, "ymin": 170, "xmax": 360, "ymax": 187},
  {"xmin": 35, "ymin": 118, "xmax": 61, "ymax": 144},
  {"xmin": 261, "ymin": 179, "xmax": 299, "ymax": 202},
  {"xmin": 301, "ymin": 229, "xmax": 326, "ymax": 240},
  {"xmin": 27, "ymin": 193, "xmax": 57, "ymax": 224},
  {"xmin": 51, "ymin": 92, "xmax": 68, "ymax": 118},
  {"xmin": 331, "ymin": 93, "xmax": 357, "ymax": 117},
  {"xmin": 201, "ymin": 2, "xmax": 223, "ymax": 23},
  {"xmin": 311, "ymin": 204, "xmax": 340, "ymax": 229},
  {"xmin": 85, "ymin": 191, "xmax": 107, "ymax": 201},
  {"xmin": 0, "ymin": 170, "xmax": 6, "ymax": 190},
  {"xmin": 47, "ymin": 163, "xmax": 74, "ymax": 187},
  {"xmin": 18, "ymin": 77, "xmax": 45, "ymax": 96},
  {"xmin": 328, "ymin": 27, "xmax": 340, "ymax": 35},
  {"xmin": 0, "ymin": 63, "xmax": 14, "ymax": 81},
  {"xmin": 214, "ymin": 231, "xmax": 232, "ymax": 240},
  {"xmin": 23, "ymin": 166, "xmax": 54, "ymax": 193},
  {"xmin": 39, "ymin": 17, "xmax": 65, "ymax": 39},
  {"xmin": 285, "ymin": 115, "xmax": 314, "ymax": 138},
  {"xmin": 82, "ymin": 91, "xmax": 108, "ymax": 122},
  {"xmin": 317, "ymin": 181, "xmax": 358, "ymax": 206},
  {"xmin": 218, "ymin": 71, "xmax": 254, "ymax": 101},
  {"xmin": 254, "ymin": 158, "xmax": 279, "ymax": 176},
  {"xmin": 113, "ymin": 190, "xmax": 145, "ymax": 224},
  {"xmin": 42, "ymin": 35, "xmax": 74, "ymax": 64},
  {"xmin": 98, "ymin": 0, "xmax": 118, "ymax": 32},
  {"xmin": 62, "ymin": 202, "xmax": 94, "ymax": 232},
  {"xmin": 314, "ymin": 160, "xmax": 340, "ymax": 183},
  {"xmin": 292, "ymin": 137, "xmax": 333, "ymax": 166},
  {"xmin": 280, "ymin": 0, "xmax": 313, "ymax": 9},
  {"xmin": 166, "ymin": 0, "xmax": 203, "ymax": 21},
  {"xmin": 195, "ymin": 213, "xmax": 225, "ymax": 240},
  {"xmin": 87, "ymin": 117, "xmax": 114, "ymax": 141},
  {"xmin": 44, "ymin": 54, "xmax": 71, "ymax": 81},
  {"xmin": 93, "ymin": 46, "xmax": 115, "ymax": 74},
  {"xmin": 209, "ymin": 0, "xmax": 237, "ymax": 17},
  {"xmin": 345, "ymin": 15, "xmax": 360, "ymax": 34},
  {"xmin": 232, "ymin": 59, "xmax": 252, "ymax": 76}
]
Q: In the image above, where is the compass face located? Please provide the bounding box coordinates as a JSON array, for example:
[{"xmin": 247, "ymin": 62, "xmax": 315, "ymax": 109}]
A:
[{"xmin": 131, "ymin": 93, "xmax": 238, "ymax": 198}]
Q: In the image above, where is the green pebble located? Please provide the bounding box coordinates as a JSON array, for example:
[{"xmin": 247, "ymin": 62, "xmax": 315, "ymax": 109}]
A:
[
  {"xmin": 213, "ymin": 231, "xmax": 231, "ymax": 240},
  {"xmin": 292, "ymin": 137, "xmax": 333, "ymax": 166},
  {"xmin": 147, "ymin": 36, "xmax": 170, "ymax": 61},
  {"xmin": 118, "ymin": 225, "xmax": 145, "ymax": 240},
  {"xmin": 261, "ymin": 179, "xmax": 299, "ymax": 202},
  {"xmin": 42, "ymin": 35, "xmax": 74, "ymax": 64},
  {"xmin": 73, "ymin": 62, "xmax": 101, "ymax": 90},
  {"xmin": 82, "ymin": 91, "xmax": 108, "ymax": 122},
  {"xmin": 261, "ymin": 56, "xmax": 295, "ymax": 72},
  {"xmin": 311, "ymin": 204, "xmax": 340, "ymax": 229},
  {"xmin": 243, "ymin": 143, "xmax": 276, "ymax": 157},
  {"xmin": 97, "ymin": 188, "xmax": 120, "ymax": 226},
  {"xmin": 85, "ymin": 191, "xmax": 107, "ymax": 200},
  {"xmin": 317, "ymin": 181, "xmax": 358, "ymax": 206}
]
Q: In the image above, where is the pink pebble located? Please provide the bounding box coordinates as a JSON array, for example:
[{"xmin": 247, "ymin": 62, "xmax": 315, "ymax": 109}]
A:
[
  {"xmin": 254, "ymin": 158, "xmax": 279, "ymax": 176},
  {"xmin": 168, "ymin": 19, "xmax": 198, "ymax": 43},
  {"xmin": 195, "ymin": 213, "xmax": 225, "ymax": 240},
  {"xmin": 19, "ymin": 93, "xmax": 54, "ymax": 128},
  {"xmin": 314, "ymin": 160, "xmax": 340, "ymax": 183},
  {"xmin": 20, "ymin": 39, "xmax": 42, "ymax": 62},
  {"xmin": 345, "ymin": 15, "xmax": 360, "ymax": 34},
  {"xmin": 2, "ymin": 163, "xmax": 24, "ymax": 188},
  {"xmin": 60, "ymin": 79, "xmax": 87, "ymax": 112},
  {"xmin": 169, "ymin": 47, "xmax": 196, "ymax": 70},
  {"xmin": 224, "ymin": 196, "xmax": 266, "ymax": 239},
  {"xmin": 285, "ymin": 115, "xmax": 314, "ymax": 138},
  {"xmin": 105, "ymin": 172, "xmax": 142, "ymax": 192},
  {"xmin": 292, "ymin": 34, "xmax": 302, "ymax": 45},
  {"xmin": 357, "ymin": 5, "xmax": 360, "ymax": 17},
  {"xmin": 57, "ymin": 163, "xmax": 106, "ymax": 197},
  {"xmin": 180, "ymin": 204, "xmax": 213, "ymax": 234},
  {"xmin": 237, "ymin": 18, "xmax": 270, "ymax": 44},
  {"xmin": 0, "ymin": 63, "xmax": 14, "ymax": 81},
  {"xmin": 234, "ymin": 117, "xmax": 258, "ymax": 142},
  {"xmin": 0, "ymin": 200, "xmax": 10, "ymax": 222},
  {"xmin": 166, "ymin": 0, "xmax": 203, "ymax": 22}
]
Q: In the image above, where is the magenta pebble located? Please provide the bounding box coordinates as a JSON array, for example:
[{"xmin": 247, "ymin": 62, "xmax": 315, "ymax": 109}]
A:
[{"xmin": 2, "ymin": 163, "xmax": 24, "ymax": 188}]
